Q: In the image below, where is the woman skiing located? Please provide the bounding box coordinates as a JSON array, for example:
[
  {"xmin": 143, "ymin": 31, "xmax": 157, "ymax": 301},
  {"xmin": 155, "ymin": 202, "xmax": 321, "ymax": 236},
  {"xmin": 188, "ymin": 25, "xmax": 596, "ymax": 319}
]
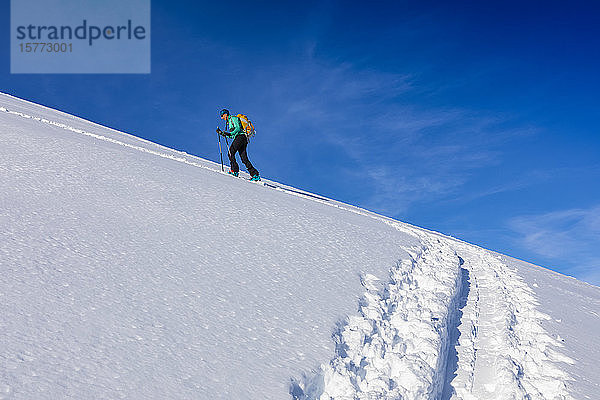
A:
[{"xmin": 216, "ymin": 109, "xmax": 260, "ymax": 181}]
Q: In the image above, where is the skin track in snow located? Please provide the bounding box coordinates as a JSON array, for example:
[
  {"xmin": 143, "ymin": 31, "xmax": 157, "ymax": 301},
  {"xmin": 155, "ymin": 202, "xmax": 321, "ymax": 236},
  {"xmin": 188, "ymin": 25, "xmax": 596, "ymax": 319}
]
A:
[
  {"xmin": 292, "ymin": 233, "xmax": 464, "ymax": 399},
  {"xmin": 291, "ymin": 224, "xmax": 577, "ymax": 400},
  {"xmin": 442, "ymin": 242, "xmax": 575, "ymax": 400}
]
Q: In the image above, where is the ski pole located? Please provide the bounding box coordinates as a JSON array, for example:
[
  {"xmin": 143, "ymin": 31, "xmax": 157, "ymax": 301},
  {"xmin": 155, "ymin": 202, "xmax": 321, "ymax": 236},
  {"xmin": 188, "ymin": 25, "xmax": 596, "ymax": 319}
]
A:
[{"xmin": 217, "ymin": 131, "xmax": 224, "ymax": 172}]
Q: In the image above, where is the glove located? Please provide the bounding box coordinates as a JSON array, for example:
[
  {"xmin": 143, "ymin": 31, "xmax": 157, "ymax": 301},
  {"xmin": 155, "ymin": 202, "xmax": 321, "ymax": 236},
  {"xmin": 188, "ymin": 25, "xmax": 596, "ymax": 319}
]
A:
[{"xmin": 216, "ymin": 127, "xmax": 228, "ymax": 137}]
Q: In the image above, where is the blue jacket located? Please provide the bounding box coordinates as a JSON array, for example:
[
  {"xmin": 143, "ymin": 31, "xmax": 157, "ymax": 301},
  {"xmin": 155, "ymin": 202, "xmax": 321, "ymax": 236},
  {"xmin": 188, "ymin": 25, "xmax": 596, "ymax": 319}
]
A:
[{"xmin": 225, "ymin": 115, "xmax": 245, "ymax": 139}]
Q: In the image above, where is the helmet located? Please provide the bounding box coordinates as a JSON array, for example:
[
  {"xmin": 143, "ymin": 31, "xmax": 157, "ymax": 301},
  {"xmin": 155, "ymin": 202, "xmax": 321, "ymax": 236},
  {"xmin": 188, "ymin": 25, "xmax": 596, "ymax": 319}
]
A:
[{"xmin": 220, "ymin": 109, "xmax": 230, "ymax": 117}]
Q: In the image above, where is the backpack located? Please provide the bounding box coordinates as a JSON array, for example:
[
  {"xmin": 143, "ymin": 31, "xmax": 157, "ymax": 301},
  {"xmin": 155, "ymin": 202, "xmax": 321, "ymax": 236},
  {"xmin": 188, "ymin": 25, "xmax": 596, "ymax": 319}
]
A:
[{"xmin": 236, "ymin": 114, "xmax": 256, "ymax": 140}]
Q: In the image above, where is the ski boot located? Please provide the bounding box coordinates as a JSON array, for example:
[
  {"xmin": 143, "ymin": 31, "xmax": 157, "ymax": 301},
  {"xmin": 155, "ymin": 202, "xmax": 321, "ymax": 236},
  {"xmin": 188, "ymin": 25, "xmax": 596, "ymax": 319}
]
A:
[
  {"xmin": 250, "ymin": 174, "xmax": 261, "ymax": 182},
  {"xmin": 228, "ymin": 170, "xmax": 239, "ymax": 177}
]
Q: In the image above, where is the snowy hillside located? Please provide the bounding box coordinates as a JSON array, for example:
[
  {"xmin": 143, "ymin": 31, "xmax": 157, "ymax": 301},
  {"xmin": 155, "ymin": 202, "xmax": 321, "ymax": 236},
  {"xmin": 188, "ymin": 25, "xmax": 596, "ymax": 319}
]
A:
[{"xmin": 0, "ymin": 93, "xmax": 598, "ymax": 400}]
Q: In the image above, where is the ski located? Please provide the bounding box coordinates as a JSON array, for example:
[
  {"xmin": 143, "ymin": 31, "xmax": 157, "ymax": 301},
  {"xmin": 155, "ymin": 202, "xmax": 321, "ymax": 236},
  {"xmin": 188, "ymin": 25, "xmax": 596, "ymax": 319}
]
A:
[{"xmin": 221, "ymin": 170, "xmax": 328, "ymax": 202}]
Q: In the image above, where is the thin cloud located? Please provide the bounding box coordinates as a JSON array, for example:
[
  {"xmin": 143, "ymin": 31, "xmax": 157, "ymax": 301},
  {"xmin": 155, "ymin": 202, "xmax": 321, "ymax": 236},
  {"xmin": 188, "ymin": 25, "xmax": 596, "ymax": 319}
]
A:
[
  {"xmin": 360, "ymin": 166, "xmax": 466, "ymax": 216},
  {"xmin": 245, "ymin": 57, "xmax": 538, "ymax": 216},
  {"xmin": 456, "ymin": 170, "xmax": 553, "ymax": 203},
  {"xmin": 508, "ymin": 205, "xmax": 600, "ymax": 285}
]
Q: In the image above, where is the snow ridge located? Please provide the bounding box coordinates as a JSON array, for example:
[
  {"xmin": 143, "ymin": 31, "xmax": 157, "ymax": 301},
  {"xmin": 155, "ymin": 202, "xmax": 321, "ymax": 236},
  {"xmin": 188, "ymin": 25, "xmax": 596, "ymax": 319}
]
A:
[
  {"xmin": 0, "ymin": 102, "xmax": 332, "ymax": 203},
  {"xmin": 0, "ymin": 105, "xmax": 217, "ymax": 174},
  {"xmin": 292, "ymin": 235, "xmax": 463, "ymax": 400}
]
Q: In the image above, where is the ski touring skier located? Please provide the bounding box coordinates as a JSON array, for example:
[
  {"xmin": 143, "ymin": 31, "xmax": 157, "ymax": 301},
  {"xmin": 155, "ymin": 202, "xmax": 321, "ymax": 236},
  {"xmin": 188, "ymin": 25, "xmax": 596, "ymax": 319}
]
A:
[{"xmin": 216, "ymin": 109, "xmax": 260, "ymax": 181}]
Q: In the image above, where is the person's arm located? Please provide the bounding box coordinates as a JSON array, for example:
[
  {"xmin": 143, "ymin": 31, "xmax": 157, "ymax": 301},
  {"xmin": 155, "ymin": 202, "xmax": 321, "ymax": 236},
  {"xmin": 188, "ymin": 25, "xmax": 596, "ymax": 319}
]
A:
[
  {"xmin": 227, "ymin": 116, "xmax": 244, "ymax": 137},
  {"xmin": 216, "ymin": 127, "xmax": 229, "ymax": 137}
]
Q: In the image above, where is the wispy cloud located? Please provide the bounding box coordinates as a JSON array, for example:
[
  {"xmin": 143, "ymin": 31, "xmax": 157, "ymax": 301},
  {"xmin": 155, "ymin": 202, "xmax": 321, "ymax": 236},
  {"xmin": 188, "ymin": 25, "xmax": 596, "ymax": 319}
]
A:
[
  {"xmin": 508, "ymin": 205, "xmax": 600, "ymax": 285},
  {"xmin": 455, "ymin": 170, "xmax": 552, "ymax": 203},
  {"xmin": 244, "ymin": 56, "xmax": 537, "ymax": 216}
]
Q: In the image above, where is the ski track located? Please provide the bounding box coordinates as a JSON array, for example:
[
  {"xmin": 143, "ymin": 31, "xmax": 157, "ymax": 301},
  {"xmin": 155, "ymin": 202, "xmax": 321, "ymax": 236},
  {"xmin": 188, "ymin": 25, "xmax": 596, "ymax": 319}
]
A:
[
  {"xmin": 291, "ymin": 233, "xmax": 464, "ymax": 400},
  {"xmin": 445, "ymin": 242, "xmax": 575, "ymax": 400},
  {"xmin": 0, "ymin": 97, "xmax": 576, "ymax": 399},
  {"xmin": 291, "ymin": 227, "xmax": 576, "ymax": 400}
]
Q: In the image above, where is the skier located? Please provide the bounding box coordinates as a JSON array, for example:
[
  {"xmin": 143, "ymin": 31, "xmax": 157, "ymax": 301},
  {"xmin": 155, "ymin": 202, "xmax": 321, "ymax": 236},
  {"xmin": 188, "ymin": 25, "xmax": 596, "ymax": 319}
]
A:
[{"xmin": 216, "ymin": 109, "xmax": 261, "ymax": 181}]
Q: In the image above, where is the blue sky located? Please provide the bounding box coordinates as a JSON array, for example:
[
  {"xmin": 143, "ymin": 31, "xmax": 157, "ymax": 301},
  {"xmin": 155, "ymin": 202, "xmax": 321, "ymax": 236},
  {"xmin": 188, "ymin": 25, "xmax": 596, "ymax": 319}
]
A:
[{"xmin": 1, "ymin": 0, "xmax": 599, "ymax": 285}]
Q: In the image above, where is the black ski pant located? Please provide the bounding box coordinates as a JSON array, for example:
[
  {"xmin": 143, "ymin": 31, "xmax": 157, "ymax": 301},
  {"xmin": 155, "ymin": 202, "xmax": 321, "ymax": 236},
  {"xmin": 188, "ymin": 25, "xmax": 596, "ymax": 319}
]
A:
[{"xmin": 228, "ymin": 134, "xmax": 259, "ymax": 177}]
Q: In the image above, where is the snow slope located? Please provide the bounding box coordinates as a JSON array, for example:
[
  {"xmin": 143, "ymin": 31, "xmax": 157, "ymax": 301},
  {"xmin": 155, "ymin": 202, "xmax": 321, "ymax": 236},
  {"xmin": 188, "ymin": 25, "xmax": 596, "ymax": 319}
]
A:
[{"xmin": 0, "ymin": 93, "xmax": 598, "ymax": 400}]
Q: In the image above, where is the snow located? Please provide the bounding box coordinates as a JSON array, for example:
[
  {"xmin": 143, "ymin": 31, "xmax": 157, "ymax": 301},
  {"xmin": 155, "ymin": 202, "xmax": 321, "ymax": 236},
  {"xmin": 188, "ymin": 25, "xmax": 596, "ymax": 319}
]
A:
[
  {"xmin": 0, "ymin": 93, "xmax": 598, "ymax": 399},
  {"xmin": 300, "ymin": 235, "xmax": 464, "ymax": 399},
  {"xmin": 503, "ymin": 256, "xmax": 600, "ymax": 399},
  {"xmin": 443, "ymin": 242, "xmax": 575, "ymax": 400}
]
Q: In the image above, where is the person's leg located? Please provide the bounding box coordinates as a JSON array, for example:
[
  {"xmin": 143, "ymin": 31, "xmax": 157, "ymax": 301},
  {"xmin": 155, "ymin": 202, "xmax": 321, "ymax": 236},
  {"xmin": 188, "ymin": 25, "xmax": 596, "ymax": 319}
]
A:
[
  {"xmin": 228, "ymin": 139, "xmax": 240, "ymax": 173},
  {"xmin": 237, "ymin": 136, "xmax": 259, "ymax": 177}
]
